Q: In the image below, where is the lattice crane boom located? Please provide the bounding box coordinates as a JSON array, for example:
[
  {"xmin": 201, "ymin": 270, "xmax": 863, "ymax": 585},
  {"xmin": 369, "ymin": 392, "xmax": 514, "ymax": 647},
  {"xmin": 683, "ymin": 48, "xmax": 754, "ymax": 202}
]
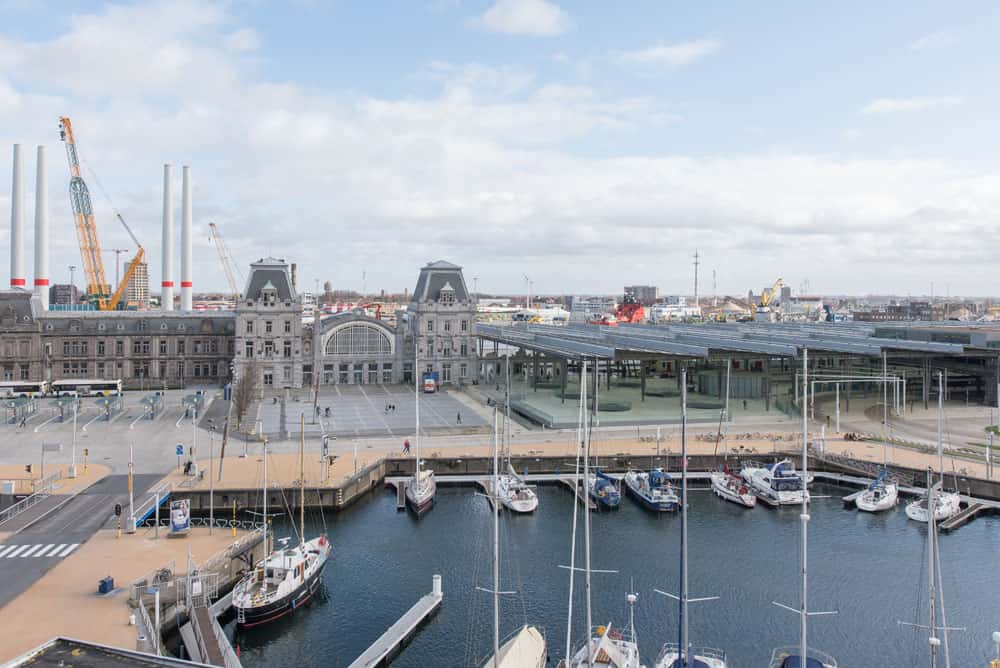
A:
[
  {"xmin": 59, "ymin": 116, "xmax": 109, "ymax": 300},
  {"xmin": 208, "ymin": 222, "xmax": 241, "ymax": 301}
]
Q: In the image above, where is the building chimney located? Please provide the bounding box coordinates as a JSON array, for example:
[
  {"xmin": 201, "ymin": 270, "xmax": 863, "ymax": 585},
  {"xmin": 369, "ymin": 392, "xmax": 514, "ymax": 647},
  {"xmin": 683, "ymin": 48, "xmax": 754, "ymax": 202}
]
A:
[
  {"xmin": 161, "ymin": 164, "xmax": 174, "ymax": 311},
  {"xmin": 10, "ymin": 144, "xmax": 25, "ymax": 289},
  {"xmin": 180, "ymin": 165, "xmax": 192, "ymax": 311},
  {"xmin": 291, "ymin": 262, "xmax": 297, "ymax": 291},
  {"xmin": 33, "ymin": 145, "xmax": 48, "ymax": 309}
]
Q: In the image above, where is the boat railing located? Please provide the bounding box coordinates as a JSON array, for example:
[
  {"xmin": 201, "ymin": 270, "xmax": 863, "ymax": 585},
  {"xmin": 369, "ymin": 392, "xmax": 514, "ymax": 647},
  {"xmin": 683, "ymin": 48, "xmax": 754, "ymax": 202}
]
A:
[
  {"xmin": 768, "ymin": 645, "xmax": 838, "ymax": 668},
  {"xmin": 656, "ymin": 643, "xmax": 727, "ymax": 662}
]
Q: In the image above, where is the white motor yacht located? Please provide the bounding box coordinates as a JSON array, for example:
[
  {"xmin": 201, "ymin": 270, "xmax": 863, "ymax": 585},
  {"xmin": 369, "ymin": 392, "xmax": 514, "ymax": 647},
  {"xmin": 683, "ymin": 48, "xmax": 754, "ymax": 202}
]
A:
[{"xmin": 741, "ymin": 459, "xmax": 808, "ymax": 506}]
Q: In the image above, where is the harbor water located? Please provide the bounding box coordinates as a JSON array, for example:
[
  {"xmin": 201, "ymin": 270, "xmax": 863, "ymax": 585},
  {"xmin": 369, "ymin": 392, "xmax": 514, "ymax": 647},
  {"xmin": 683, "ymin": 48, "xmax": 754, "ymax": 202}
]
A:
[{"xmin": 227, "ymin": 483, "xmax": 1000, "ymax": 667}]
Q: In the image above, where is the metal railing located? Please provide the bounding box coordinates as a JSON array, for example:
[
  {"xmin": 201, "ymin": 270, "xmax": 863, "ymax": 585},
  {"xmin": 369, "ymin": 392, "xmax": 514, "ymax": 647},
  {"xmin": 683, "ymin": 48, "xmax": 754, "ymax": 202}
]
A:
[
  {"xmin": 128, "ymin": 560, "xmax": 175, "ymax": 606},
  {"xmin": 130, "ymin": 480, "xmax": 172, "ymax": 531},
  {"xmin": 0, "ymin": 470, "xmax": 63, "ymax": 527},
  {"xmin": 135, "ymin": 595, "xmax": 160, "ymax": 655}
]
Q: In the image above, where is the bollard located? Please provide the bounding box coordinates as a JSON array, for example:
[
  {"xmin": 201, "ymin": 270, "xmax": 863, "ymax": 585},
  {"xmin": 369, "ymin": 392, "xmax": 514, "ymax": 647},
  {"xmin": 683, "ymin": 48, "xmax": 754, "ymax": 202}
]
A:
[{"xmin": 432, "ymin": 574, "xmax": 442, "ymax": 597}]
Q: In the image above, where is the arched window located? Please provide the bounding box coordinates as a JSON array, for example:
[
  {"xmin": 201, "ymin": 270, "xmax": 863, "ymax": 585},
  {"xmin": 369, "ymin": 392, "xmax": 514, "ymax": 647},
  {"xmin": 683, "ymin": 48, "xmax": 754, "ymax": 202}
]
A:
[{"xmin": 325, "ymin": 323, "xmax": 392, "ymax": 356}]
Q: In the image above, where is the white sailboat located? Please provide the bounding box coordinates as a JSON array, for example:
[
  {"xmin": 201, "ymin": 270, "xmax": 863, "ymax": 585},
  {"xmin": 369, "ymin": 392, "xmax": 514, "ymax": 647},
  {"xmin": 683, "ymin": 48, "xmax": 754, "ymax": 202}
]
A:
[
  {"xmin": 495, "ymin": 357, "xmax": 539, "ymax": 513},
  {"xmin": 905, "ymin": 372, "xmax": 960, "ymax": 524},
  {"xmin": 709, "ymin": 467, "xmax": 756, "ymax": 509},
  {"xmin": 856, "ymin": 352, "xmax": 898, "ymax": 513},
  {"xmin": 768, "ymin": 349, "xmax": 838, "ymax": 668},
  {"xmin": 899, "ymin": 472, "xmax": 963, "ymax": 668},
  {"xmin": 654, "ymin": 368, "xmax": 728, "ymax": 668},
  {"xmin": 233, "ymin": 416, "xmax": 332, "ymax": 627},
  {"xmin": 482, "ymin": 408, "xmax": 546, "ymax": 667},
  {"xmin": 406, "ymin": 349, "xmax": 436, "ymax": 516},
  {"xmin": 563, "ymin": 360, "xmax": 645, "ymax": 668}
]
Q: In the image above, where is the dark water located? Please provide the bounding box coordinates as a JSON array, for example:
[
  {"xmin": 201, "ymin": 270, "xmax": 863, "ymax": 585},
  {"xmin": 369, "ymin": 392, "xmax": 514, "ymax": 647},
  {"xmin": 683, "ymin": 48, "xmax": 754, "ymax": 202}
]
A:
[{"xmin": 226, "ymin": 484, "xmax": 1000, "ymax": 667}]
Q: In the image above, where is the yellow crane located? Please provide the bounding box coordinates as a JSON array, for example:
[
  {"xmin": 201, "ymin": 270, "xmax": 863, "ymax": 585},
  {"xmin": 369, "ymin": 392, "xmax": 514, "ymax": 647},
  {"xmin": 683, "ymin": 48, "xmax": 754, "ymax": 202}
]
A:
[
  {"xmin": 58, "ymin": 117, "xmax": 144, "ymax": 310},
  {"xmin": 759, "ymin": 277, "xmax": 783, "ymax": 308}
]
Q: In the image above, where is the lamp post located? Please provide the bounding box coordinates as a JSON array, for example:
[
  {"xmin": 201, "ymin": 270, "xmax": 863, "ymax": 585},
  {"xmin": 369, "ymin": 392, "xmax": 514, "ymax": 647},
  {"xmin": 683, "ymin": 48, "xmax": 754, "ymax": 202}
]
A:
[
  {"xmin": 208, "ymin": 419, "xmax": 215, "ymax": 534},
  {"xmin": 69, "ymin": 401, "xmax": 78, "ymax": 478}
]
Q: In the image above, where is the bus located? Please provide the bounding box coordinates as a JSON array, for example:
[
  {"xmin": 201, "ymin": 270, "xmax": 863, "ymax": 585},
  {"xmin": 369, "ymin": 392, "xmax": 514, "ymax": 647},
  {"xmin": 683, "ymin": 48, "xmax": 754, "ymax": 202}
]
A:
[
  {"xmin": 0, "ymin": 380, "xmax": 49, "ymax": 398},
  {"xmin": 50, "ymin": 379, "xmax": 123, "ymax": 397}
]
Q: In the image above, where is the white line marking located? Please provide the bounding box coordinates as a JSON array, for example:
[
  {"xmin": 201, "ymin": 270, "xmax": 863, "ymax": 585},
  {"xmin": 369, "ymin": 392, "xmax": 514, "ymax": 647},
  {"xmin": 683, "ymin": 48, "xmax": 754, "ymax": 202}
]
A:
[
  {"xmin": 5, "ymin": 545, "xmax": 30, "ymax": 558},
  {"xmin": 35, "ymin": 544, "xmax": 55, "ymax": 557},
  {"xmin": 19, "ymin": 545, "xmax": 43, "ymax": 557},
  {"xmin": 57, "ymin": 543, "xmax": 79, "ymax": 557},
  {"xmin": 0, "ymin": 546, "xmax": 17, "ymax": 558},
  {"xmin": 44, "ymin": 544, "xmax": 66, "ymax": 557}
]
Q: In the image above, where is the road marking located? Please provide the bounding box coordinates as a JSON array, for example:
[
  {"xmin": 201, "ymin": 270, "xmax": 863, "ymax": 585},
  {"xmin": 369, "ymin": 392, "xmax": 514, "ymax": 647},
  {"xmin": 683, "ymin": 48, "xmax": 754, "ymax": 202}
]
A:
[
  {"xmin": 0, "ymin": 546, "xmax": 18, "ymax": 558},
  {"xmin": 35, "ymin": 543, "xmax": 56, "ymax": 557},
  {"xmin": 44, "ymin": 544, "xmax": 66, "ymax": 557},
  {"xmin": 57, "ymin": 543, "xmax": 79, "ymax": 557},
  {"xmin": 5, "ymin": 545, "xmax": 29, "ymax": 558},
  {"xmin": 19, "ymin": 545, "xmax": 43, "ymax": 557}
]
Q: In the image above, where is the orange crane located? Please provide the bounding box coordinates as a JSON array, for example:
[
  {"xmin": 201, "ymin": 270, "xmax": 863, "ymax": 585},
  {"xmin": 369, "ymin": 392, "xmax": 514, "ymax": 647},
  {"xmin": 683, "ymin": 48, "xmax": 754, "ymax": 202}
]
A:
[
  {"xmin": 58, "ymin": 116, "xmax": 144, "ymax": 310},
  {"xmin": 208, "ymin": 222, "xmax": 242, "ymax": 302}
]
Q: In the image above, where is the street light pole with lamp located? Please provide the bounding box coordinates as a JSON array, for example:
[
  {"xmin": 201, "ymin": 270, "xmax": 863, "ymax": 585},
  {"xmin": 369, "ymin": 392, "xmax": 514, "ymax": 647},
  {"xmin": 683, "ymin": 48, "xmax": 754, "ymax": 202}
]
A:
[
  {"xmin": 69, "ymin": 400, "xmax": 78, "ymax": 478},
  {"xmin": 207, "ymin": 419, "xmax": 215, "ymax": 534}
]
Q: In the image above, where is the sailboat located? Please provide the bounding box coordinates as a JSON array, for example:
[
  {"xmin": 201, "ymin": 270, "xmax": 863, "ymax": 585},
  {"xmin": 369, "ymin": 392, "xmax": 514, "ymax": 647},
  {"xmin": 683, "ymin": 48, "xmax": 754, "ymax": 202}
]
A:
[
  {"xmin": 564, "ymin": 360, "xmax": 645, "ymax": 668},
  {"xmin": 768, "ymin": 349, "xmax": 838, "ymax": 668},
  {"xmin": 496, "ymin": 357, "xmax": 539, "ymax": 513},
  {"xmin": 233, "ymin": 416, "xmax": 332, "ymax": 627},
  {"xmin": 482, "ymin": 408, "xmax": 547, "ymax": 667},
  {"xmin": 654, "ymin": 368, "xmax": 728, "ymax": 668},
  {"xmin": 905, "ymin": 372, "xmax": 961, "ymax": 523},
  {"xmin": 856, "ymin": 354, "xmax": 898, "ymax": 513},
  {"xmin": 898, "ymin": 472, "xmax": 962, "ymax": 667},
  {"xmin": 406, "ymin": 349, "xmax": 436, "ymax": 516}
]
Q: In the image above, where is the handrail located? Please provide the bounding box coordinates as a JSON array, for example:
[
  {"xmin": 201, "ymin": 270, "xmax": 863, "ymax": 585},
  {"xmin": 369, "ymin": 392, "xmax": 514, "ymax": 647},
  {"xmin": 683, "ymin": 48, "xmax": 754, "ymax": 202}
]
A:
[
  {"xmin": 0, "ymin": 470, "xmax": 63, "ymax": 527},
  {"xmin": 135, "ymin": 596, "xmax": 160, "ymax": 655}
]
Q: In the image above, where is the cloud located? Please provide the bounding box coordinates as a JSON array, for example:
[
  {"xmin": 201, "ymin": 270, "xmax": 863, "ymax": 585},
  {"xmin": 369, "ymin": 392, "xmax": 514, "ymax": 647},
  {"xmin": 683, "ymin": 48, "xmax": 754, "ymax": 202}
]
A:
[
  {"xmin": 909, "ymin": 29, "xmax": 959, "ymax": 51},
  {"xmin": 612, "ymin": 39, "xmax": 720, "ymax": 66},
  {"xmin": 861, "ymin": 96, "xmax": 962, "ymax": 114},
  {"xmin": 474, "ymin": 0, "xmax": 571, "ymax": 37}
]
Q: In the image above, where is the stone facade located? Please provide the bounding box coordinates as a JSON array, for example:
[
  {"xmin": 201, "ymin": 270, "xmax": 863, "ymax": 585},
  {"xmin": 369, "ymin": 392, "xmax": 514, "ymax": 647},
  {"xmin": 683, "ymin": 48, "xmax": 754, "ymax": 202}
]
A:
[{"xmin": 233, "ymin": 258, "xmax": 306, "ymax": 390}]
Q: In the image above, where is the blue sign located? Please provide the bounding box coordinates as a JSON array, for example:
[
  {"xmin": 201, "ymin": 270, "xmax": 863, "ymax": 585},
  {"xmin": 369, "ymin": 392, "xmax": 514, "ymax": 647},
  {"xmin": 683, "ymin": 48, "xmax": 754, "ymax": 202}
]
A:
[{"xmin": 175, "ymin": 444, "xmax": 183, "ymax": 456}]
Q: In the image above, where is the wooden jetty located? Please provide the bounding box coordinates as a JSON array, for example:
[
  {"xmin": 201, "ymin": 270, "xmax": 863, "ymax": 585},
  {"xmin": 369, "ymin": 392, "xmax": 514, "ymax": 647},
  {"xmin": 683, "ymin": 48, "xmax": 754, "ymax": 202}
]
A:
[
  {"xmin": 348, "ymin": 575, "xmax": 443, "ymax": 668},
  {"xmin": 940, "ymin": 502, "xmax": 988, "ymax": 533}
]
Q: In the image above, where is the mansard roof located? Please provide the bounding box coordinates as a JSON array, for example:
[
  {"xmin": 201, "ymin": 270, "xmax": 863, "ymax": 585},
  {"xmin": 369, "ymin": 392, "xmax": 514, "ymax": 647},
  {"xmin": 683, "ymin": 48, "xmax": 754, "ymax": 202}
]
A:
[{"xmin": 412, "ymin": 260, "xmax": 470, "ymax": 303}]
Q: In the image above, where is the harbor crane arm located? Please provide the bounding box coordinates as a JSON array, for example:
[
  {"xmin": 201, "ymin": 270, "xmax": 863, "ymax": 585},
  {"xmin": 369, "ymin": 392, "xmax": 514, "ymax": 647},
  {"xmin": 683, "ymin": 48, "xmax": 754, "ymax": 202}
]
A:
[
  {"xmin": 760, "ymin": 278, "xmax": 783, "ymax": 307},
  {"xmin": 208, "ymin": 222, "xmax": 242, "ymax": 301},
  {"xmin": 59, "ymin": 116, "xmax": 109, "ymax": 300}
]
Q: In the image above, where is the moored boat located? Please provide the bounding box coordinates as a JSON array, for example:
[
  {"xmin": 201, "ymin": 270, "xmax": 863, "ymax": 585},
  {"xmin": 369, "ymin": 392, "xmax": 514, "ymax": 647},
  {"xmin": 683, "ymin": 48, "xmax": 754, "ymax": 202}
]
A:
[
  {"xmin": 905, "ymin": 372, "xmax": 960, "ymax": 524},
  {"xmin": 497, "ymin": 466, "xmax": 539, "ymax": 513},
  {"xmin": 406, "ymin": 348, "xmax": 436, "ymax": 516},
  {"xmin": 855, "ymin": 469, "xmax": 898, "ymax": 513},
  {"xmin": 623, "ymin": 469, "xmax": 679, "ymax": 512},
  {"xmin": 588, "ymin": 469, "xmax": 621, "ymax": 509},
  {"xmin": 741, "ymin": 459, "xmax": 808, "ymax": 507},
  {"xmin": 710, "ymin": 468, "xmax": 756, "ymax": 508}
]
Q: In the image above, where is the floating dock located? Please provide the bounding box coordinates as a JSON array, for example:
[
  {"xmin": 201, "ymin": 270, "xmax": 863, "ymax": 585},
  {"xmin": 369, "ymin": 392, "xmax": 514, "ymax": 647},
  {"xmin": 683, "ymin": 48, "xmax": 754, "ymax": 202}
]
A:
[
  {"xmin": 558, "ymin": 477, "xmax": 596, "ymax": 511},
  {"xmin": 940, "ymin": 502, "xmax": 988, "ymax": 533},
  {"xmin": 348, "ymin": 574, "xmax": 443, "ymax": 668}
]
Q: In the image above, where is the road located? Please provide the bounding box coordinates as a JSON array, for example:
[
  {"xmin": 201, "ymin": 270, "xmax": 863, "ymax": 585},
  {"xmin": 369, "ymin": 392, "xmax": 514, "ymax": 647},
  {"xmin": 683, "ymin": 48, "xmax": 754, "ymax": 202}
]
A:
[{"xmin": 0, "ymin": 474, "xmax": 160, "ymax": 609}]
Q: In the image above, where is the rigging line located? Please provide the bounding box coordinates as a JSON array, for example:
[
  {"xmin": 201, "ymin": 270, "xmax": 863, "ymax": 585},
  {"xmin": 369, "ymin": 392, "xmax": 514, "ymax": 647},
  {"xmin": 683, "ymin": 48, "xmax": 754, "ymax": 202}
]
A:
[{"xmin": 934, "ymin": 519, "xmax": 953, "ymax": 668}]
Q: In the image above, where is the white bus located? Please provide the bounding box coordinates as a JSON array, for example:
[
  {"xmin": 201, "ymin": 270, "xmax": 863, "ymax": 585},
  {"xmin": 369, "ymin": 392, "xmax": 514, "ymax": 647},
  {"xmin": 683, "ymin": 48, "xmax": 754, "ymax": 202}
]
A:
[
  {"xmin": 0, "ymin": 380, "xmax": 49, "ymax": 398},
  {"xmin": 50, "ymin": 379, "xmax": 123, "ymax": 397}
]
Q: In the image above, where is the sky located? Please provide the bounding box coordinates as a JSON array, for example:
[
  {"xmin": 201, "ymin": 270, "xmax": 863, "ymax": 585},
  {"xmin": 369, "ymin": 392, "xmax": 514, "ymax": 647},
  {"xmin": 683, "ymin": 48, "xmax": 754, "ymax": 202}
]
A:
[{"xmin": 0, "ymin": 0, "xmax": 998, "ymax": 298}]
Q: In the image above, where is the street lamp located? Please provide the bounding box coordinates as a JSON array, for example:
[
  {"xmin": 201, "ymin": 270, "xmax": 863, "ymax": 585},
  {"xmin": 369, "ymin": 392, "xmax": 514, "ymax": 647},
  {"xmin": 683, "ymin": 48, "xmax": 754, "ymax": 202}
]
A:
[
  {"xmin": 69, "ymin": 400, "xmax": 78, "ymax": 478},
  {"xmin": 207, "ymin": 419, "xmax": 215, "ymax": 534}
]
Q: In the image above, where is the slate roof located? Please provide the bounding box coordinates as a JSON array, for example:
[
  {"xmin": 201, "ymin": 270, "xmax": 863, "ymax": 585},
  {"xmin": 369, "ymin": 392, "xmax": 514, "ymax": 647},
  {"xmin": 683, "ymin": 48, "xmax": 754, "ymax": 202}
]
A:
[
  {"xmin": 412, "ymin": 260, "xmax": 470, "ymax": 303},
  {"xmin": 244, "ymin": 258, "xmax": 296, "ymax": 302}
]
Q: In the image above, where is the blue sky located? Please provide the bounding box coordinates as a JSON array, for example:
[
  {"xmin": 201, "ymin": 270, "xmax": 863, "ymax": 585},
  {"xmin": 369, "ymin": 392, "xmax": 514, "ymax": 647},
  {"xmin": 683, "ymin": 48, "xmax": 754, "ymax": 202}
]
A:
[{"xmin": 0, "ymin": 0, "xmax": 998, "ymax": 297}]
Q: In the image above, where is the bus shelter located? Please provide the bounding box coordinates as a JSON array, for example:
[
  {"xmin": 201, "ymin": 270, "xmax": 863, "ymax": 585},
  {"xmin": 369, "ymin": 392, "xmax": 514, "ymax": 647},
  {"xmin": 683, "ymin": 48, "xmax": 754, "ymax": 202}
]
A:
[
  {"xmin": 139, "ymin": 393, "xmax": 164, "ymax": 420},
  {"xmin": 49, "ymin": 396, "xmax": 78, "ymax": 422},
  {"xmin": 3, "ymin": 397, "xmax": 36, "ymax": 425},
  {"xmin": 94, "ymin": 395, "xmax": 125, "ymax": 421},
  {"xmin": 181, "ymin": 393, "xmax": 205, "ymax": 419}
]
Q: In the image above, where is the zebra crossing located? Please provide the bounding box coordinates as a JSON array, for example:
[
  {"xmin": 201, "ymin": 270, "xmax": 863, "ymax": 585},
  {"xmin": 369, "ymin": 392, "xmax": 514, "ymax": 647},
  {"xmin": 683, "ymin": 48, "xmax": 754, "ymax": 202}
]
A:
[{"xmin": 0, "ymin": 543, "xmax": 79, "ymax": 560}]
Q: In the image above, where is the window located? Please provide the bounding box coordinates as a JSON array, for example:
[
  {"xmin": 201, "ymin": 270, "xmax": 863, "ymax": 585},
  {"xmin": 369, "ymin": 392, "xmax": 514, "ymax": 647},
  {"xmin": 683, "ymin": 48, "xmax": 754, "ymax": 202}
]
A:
[
  {"xmin": 284, "ymin": 320, "xmax": 292, "ymax": 333},
  {"xmin": 265, "ymin": 321, "xmax": 273, "ymax": 334},
  {"xmin": 61, "ymin": 361, "xmax": 88, "ymax": 377},
  {"xmin": 115, "ymin": 340, "xmax": 124, "ymax": 356},
  {"xmin": 426, "ymin": 319, "xmax": 434, "ymax": 332},
  {"xmin": 283, "ymin": 341, "xmax": 292, "ymax": 358},
  {"xmin": 460, "ymin": 363, "xmax": 467, "ymax": 378},
  {"xmin": 442, "ymin": 363, "xmax": 451, "ymax": 382},
  {"xmin": 159, "ymin": 340, "xmax": 168, "ymax": 355},
  {"xmin": 283, "ymin": 366, "xmax": 291, "ymax": 381},
  {"xmin": 245, "ymin": 321, "xmax": 253, "ymax": 334},
  {"xmin": 461, "ymin": 319, "xmax": 469, "ymax": 332},
  {"xmin": 460, "ymin": 342, "xmax": 468, "ymax": 356},
  {"xmin": 444, "ymin": 320, "xmax": 451, "ymax": 332},
  {"xmin": 325, "ymin": 324, "xmax": 392, "ymax": 356},
  {"xmin": 194, "ymin": 340, "xmax": 203, "ymax": 354},
  {"xmin": 177, "ymin": 340, "xmax": 185, "ymax": 355},
  {"xmin": 19, "ymin": 364, "xmax": 29, "ymax": 380},
  {"xmin": 440, "ymin": 289, "xmax": 455, "ymax": 305},
  {"xmin": 159, "ymin": 361, "xmax": 166, "ymax": 379},
  {"xmin": 194, "ymin": 365, "xmax": 201, "ymax": 378},
  {"xmin": 263, "ymin": 372, "xmax": 273, "ymax": 386},
  {"xmin": 97, "ymin": 362, "xmax": 105, "ymax": 377},
  {"xmin": 245, "ymin": 341, "xmax": 254, "ymax": 358},
  {"xmin": 63, "ymin": 340, "xmax": 88, "ymax": 356},
  {"xmin": 264, "ymin": 341, "xmax": 274, "ymax": 357},
  {"xmin": 97, "ymin": 341, "xmax": 106, "ymax": 356}
]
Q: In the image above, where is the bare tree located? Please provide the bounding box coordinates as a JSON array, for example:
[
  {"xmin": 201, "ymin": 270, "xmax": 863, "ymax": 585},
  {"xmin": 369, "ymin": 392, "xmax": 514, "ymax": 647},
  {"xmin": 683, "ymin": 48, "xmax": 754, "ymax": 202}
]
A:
[{"xmin": 233, "ymin": 359, "xmax": 261, "ymax": 430}]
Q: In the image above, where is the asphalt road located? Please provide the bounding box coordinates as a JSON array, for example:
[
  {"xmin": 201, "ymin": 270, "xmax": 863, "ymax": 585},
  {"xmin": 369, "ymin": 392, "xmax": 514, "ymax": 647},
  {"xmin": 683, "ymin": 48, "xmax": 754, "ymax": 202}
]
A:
[{"xmin": 0, "ymin": 474, "xmax": 160, "ymax": 609}]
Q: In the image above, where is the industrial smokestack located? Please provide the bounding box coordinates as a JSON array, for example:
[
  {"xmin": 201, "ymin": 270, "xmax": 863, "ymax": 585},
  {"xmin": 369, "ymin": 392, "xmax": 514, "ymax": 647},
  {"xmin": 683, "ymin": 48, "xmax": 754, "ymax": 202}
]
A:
[
  {"xmin": 180, "ymin": 165, "xmax": 192, "ymax": 311},
  {"xmin": 291, "ymin": 262, "xmax": 297, "ymax": 291},
  {"xmin": 10, "ymin": 144, "xmax": 25, "ymax": 289},
  {"xmin": 161, "ymin": 164, "xmax": 174, "ymax": 311},
  {"xmin": 33, "ymin": 145, "xmax": 49, "ymax": 309}
]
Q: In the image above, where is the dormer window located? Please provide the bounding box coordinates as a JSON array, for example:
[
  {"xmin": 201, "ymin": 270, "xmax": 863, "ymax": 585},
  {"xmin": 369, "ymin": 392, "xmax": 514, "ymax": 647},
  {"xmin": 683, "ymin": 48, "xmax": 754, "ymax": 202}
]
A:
[
  {"xmin": 260, "ymin": 280, "xmax": 278, "ymax": 306},
  {"xmin": 439, "ymin": 282, "xmax": 456, "ymax": 305}
]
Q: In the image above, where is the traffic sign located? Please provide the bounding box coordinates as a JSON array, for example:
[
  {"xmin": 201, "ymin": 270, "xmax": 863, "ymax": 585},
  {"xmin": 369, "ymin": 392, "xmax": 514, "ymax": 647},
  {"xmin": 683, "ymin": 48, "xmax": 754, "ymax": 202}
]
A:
[
  {"xmin": 41, "ymin": 443, "xmax": 62, "ymax": 453},
  {"xmin": 176, "ymin": 444, "xmax": 183, "ymax": 456}
]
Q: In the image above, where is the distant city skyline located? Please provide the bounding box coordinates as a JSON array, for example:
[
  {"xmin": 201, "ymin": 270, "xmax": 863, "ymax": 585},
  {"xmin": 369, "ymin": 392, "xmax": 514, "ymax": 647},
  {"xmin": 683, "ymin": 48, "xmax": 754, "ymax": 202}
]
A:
[{"xmin": 1, "ymin": 1, "xmax": 998, "ymax": 297}]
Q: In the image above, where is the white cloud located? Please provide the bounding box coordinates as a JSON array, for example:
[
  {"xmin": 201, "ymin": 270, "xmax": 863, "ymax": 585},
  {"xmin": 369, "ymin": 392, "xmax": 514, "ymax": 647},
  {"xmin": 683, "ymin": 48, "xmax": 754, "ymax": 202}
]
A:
[
  {"xmin": 224, "ymin": 28, "xmax": 259, "ymax": 53},
  {"xmin": 474, "ymin": 0, "xmax": 571, "ymax": 37},
  {"xmin": 861, "ymin": 96, "xmax": 962, "ymax": 114},
  {"xmin": 612, "ymin": 39, "xmax": 720, "ymax": 66},
  {"xmin": 909, "ymin": 29, "xmax": 959, "ymax": 51}
]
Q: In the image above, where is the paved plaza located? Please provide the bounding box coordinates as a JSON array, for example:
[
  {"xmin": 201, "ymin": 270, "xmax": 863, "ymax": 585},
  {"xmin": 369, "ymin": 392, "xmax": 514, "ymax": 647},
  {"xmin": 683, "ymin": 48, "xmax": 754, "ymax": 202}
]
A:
[{"xmin": 254, "ymin": 384, "xmax": 489, "ymax": 439}]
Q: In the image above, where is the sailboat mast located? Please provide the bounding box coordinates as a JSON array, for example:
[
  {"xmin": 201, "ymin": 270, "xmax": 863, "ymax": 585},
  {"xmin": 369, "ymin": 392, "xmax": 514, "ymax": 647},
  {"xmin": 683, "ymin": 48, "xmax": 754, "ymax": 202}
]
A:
[
  {"xmin": 564, "ymin": 360, "xmax": 586, "ymax": 665},
  {"xmin": 937, "ymin": 371, "xmax": 944, "ymax": 480},
  {"xmin": 300, "ymin": 413, "xmax": 305, "ymax": 545},
  {"xmin": 928, "ymin": 471, "xmax": 937, "ymax": 668},
  {"xmin": 680, "ymin": 367, "xmax": 689, "ymax": 664},
  {"xmin": 416, "ymin": 347, "xmax": 421, "ymax": 479},
  {"xmin": 492, "ymin": 408, "xmax": 501, "ymax": 667},
  {"xmin": 882, "ymin": 351, "xmax": 888, "ymax": 467},
  {"xmin": 801, "ymin": 348, "xmax": 809, "ymax": 666},
  {"xmin": 584, "ymin": 360, "xmax": 594, "ymax": 668},
  {"xmin": 263, "ymin": 438, "xmax": 268, "ymax": 554},
  {"xmin": 505, "ymin": 355, "xmax": 512, "ymax": 466}
]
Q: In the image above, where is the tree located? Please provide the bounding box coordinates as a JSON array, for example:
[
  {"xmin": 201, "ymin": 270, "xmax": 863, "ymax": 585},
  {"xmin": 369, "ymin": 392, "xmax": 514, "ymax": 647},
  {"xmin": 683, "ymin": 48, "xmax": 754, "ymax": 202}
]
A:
[{"xmin": 233, "ymin": 359, "xmax": 261, "ymax": 430}]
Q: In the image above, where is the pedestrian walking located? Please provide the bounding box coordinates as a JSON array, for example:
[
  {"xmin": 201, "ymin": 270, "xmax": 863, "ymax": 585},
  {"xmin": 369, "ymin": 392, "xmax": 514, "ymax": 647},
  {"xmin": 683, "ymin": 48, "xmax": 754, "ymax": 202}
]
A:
[
  {"xmin": 456, "ymin": 412, "xmax": 462, "ymax": 424},
  {"xmin": 403, "ymin": 439, "xmax": 411, "ymax": 454}
]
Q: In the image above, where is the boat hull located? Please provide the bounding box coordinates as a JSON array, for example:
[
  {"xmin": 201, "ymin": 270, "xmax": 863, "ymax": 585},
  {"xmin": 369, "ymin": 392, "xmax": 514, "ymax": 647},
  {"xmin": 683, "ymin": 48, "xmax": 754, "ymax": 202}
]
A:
[
  {"xmin": 236, "ymin": 554, "xmax": 328, "ymax": 628},
  {"xmin": 709, "ymin": 472, "xmax": 756, "ymax": 508},
  {"xmin": 623, "ymin": 477, "xmax": 678, "ymax": 512},
  {"xmin": 905, "ymin": 491, "xmax": 960, "ymax": 523},
  {"xmin": 855, "ymin": 483, "xmax": 898, "ymax": 513},
  {"xmin": 406, "ymin": 473, "xmax": 437, "ymax": 517}
]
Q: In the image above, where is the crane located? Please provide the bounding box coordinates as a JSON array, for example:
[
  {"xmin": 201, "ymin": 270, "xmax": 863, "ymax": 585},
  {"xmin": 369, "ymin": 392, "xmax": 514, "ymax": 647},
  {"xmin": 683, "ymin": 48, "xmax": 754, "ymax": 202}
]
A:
[
  {"xmin": 208, "ymin": 222, "xmax": 242, "ymax": 303},
  {"xmin": 58, "ymin": 117, "xmax": 144, "ymax": 310},
  {"xmin": 759, "ymin": 277, "xmax": 783, "ymax": 308}
]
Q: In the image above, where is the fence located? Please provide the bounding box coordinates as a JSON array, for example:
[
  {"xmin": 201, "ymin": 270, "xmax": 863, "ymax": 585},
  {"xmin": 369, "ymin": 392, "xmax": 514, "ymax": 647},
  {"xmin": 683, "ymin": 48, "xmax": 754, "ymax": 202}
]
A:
[{"xmin": 0, "ymin": 470, "xmax": 63, "ymax": 527}]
